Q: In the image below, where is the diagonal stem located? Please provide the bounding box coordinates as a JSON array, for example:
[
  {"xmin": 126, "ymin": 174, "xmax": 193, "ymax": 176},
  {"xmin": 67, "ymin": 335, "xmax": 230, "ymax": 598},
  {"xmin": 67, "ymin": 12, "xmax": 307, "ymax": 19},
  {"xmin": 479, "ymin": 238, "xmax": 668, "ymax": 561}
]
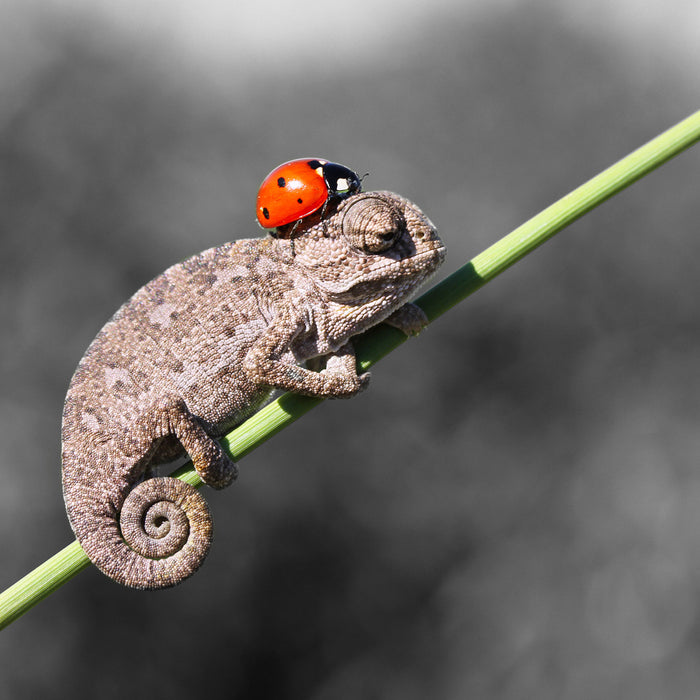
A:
[{"xmin": 1, "ymin": 109, "xmax": 699, "ymax": 630}]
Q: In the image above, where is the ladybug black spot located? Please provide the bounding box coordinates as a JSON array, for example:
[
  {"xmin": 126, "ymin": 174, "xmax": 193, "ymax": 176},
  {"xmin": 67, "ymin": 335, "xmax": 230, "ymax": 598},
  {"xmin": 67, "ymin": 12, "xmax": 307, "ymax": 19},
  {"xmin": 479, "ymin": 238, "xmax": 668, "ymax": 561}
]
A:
[
  {"xmin": 262, "ymin": 207, "xmax": 270, "ymax": 220},
  {"xmin": 297, "ymin": 198, "xmax": 303, "ymax": 204},
  {"xmin": 277, "ymin": 177, "xmax": 286, "ymax": 188}
]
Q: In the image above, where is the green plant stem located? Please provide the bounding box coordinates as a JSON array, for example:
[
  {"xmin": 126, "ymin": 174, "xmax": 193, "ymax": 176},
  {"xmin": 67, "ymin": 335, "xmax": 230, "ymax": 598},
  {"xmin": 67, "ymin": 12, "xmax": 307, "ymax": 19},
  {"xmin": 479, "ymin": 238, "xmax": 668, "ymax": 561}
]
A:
[{"xmin": 2, "ymin": 109, "xmax": 699, "ymax": 631}]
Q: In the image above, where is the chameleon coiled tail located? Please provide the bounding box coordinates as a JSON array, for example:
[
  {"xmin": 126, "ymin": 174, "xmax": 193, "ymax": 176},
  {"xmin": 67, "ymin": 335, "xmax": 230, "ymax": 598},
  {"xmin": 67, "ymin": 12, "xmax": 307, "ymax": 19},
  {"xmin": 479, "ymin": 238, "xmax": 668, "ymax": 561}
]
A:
[
  {"xmin": 117, "ymin": 477, "xmax": 213, "ymax": 588},
  {"xmin": 66, "ymin": 476, "xmax": 213, "ymax": 589}
]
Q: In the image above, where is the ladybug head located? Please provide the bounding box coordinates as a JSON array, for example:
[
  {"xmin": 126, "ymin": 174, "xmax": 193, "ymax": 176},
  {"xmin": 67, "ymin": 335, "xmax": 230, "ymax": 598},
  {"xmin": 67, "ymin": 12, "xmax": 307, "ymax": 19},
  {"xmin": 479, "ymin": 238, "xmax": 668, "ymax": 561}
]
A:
[{"xmin": 311, "ymin": 161, "xmax": 362, "ymax": 199}]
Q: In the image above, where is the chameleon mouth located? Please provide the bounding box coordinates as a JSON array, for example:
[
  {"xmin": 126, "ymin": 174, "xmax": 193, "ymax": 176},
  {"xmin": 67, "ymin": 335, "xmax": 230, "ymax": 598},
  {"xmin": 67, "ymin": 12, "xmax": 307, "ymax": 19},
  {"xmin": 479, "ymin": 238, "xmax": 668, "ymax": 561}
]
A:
[
  {"xmin": 321, "ymin": 243, "xmax": 447, "ymax": 298},
  {"xmin": 365, "ymin": 242, "xmax": 446, "ymax": 279}
]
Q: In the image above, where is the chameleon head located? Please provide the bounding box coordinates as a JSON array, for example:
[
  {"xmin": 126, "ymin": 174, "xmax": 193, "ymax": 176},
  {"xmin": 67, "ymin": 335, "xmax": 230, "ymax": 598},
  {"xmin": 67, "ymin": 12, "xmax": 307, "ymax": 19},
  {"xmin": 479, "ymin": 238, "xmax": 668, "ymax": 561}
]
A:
[{"xmin": 292, "ymin": 190, "xmax": 446, "ymax": 307}]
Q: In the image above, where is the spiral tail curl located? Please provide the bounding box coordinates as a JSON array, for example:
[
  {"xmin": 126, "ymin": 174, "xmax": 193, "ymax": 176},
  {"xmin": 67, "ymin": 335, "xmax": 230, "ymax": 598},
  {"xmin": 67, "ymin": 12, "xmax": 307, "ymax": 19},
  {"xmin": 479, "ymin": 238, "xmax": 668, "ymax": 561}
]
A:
[{"xmin": 76, "ymin": 477, "xmax": 213, "ymax": 589}]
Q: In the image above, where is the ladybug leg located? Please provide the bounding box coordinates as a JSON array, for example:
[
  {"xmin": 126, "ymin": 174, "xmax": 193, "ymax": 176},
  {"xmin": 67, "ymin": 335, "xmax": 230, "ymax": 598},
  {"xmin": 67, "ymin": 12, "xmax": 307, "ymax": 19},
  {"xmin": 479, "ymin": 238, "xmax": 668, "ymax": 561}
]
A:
[
  {"xmin": 319, "ymin": 201, "xmax": 330, "ymax": 236},
  {"xmin": 288, "ymin": 219, "xmax": 301, "ymax": 255},
  {"xmin": 289, "ymin": 218, "xmax": 301, "ymax": 237}
]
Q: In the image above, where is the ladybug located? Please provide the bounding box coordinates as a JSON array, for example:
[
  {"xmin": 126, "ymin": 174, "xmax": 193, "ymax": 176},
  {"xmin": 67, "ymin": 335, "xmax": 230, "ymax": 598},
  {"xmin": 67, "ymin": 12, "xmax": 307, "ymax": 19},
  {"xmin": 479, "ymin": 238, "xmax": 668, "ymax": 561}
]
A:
[{"xmin": 256, "ymin": 158, "xmax": 362, "ymax": 230}]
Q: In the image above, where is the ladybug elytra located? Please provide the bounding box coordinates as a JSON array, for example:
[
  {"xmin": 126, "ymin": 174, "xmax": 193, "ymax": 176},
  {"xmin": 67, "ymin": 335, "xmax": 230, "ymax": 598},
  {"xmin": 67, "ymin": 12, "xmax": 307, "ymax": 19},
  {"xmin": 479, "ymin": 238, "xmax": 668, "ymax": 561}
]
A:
[{"xmin": 256, "ymin": 158, "xmax": 362, "ymax": 230}]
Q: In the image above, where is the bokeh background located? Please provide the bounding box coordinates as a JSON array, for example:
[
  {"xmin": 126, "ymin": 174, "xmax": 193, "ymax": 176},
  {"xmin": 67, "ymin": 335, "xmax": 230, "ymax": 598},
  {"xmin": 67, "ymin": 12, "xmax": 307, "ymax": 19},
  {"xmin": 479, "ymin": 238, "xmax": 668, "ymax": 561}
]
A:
[{"xmin": 2, "ymin": 0, "xmax": 700, "ymax": 697}]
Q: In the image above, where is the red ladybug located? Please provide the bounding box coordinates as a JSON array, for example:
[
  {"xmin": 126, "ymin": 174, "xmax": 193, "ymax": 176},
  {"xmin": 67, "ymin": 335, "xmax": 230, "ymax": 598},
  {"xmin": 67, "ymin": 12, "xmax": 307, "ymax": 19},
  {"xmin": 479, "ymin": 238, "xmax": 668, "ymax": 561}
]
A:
[{"xmin": 256, "ymin": 158, "xmax": 362, "ymax": 229}]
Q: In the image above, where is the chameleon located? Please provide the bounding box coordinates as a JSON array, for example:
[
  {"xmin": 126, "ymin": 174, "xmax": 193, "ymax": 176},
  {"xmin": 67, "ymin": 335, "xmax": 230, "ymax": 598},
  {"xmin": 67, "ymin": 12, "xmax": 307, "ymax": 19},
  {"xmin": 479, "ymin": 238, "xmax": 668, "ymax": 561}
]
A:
[{"xmin": 61, "ymin": 190, "xmax": 446, "ymax": 589}]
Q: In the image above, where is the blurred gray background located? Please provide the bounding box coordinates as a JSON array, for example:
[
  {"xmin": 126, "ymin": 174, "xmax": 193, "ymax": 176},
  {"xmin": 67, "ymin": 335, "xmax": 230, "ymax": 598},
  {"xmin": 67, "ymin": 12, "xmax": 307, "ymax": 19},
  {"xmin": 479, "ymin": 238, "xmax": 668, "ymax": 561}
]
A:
[{"xmin": 2, "ymin": 0, "xmax": 700, "ymax": 697}]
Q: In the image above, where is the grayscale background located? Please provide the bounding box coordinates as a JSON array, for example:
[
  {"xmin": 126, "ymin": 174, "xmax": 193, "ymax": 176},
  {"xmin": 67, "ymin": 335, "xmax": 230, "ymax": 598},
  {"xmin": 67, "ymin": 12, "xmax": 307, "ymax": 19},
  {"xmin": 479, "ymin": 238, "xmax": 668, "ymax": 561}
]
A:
[{"xmin": 1, "ymin": 1, "xmax": 699, "ymax": 697}]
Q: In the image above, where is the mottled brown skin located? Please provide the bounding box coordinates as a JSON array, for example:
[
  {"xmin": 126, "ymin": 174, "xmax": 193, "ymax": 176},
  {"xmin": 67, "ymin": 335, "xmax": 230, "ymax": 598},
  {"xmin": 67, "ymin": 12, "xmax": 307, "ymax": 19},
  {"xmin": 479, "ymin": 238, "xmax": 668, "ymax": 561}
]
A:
[{"xmin": 62, "ymin": 191, "xmax": 446, "ymax": 589}]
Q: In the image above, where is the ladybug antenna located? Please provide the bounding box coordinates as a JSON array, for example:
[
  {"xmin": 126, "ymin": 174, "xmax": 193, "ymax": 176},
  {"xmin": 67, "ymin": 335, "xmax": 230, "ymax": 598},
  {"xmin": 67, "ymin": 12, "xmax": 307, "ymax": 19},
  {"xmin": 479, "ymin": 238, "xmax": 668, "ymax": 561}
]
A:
[{"xmin": 359, "ymin": 171, "xmax": 370, "ymax": 185}]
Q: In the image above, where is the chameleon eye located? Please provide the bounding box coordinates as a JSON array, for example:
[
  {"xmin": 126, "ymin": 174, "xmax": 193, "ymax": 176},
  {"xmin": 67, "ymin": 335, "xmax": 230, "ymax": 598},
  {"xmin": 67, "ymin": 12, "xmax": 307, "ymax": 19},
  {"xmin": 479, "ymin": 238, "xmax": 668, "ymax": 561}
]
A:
[{"xmin": 341, "ymin": 195, "xmax": 404, "ymax": 253}]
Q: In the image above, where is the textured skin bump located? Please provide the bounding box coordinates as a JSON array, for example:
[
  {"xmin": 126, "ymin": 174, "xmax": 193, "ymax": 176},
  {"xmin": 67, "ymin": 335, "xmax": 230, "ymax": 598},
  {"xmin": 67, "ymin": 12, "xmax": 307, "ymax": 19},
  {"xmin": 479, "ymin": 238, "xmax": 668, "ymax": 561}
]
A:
[{"xmin": 61, "ymin": 191, "xmax": 446, "ymax": 589}]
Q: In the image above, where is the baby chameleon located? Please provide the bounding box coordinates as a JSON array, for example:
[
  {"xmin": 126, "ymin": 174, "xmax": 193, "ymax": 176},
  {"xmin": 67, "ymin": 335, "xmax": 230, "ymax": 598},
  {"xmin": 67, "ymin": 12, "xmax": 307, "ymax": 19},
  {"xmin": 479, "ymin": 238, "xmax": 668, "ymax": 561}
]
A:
[{"xmin": 62, "ymin": 191, "xmax": 446, "ymax": 589}]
